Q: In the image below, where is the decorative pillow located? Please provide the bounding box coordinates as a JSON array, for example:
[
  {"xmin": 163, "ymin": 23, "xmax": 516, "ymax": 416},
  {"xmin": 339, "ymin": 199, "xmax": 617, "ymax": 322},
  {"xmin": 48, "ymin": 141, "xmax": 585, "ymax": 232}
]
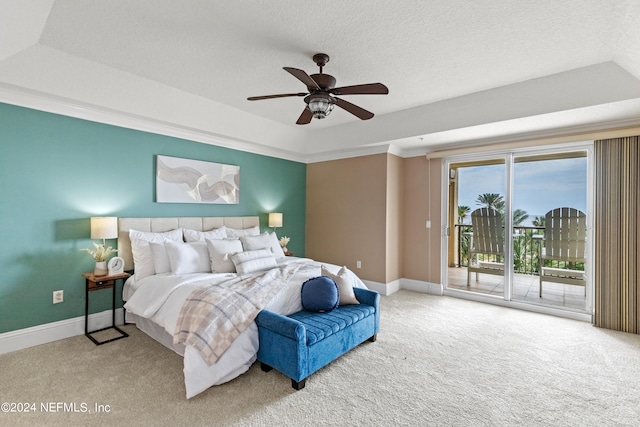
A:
[
  {"xmin": 164, "ymin": 241, "xmax": 211, "ymax": 275},
  {"xmin": 223, "ymin": 225, "xmax": 260, "ymax": 239},
  {"xmin": 235, "ymin": 256, "xmax": 277, "ymax": 275},
  {"xmin": 241, "ymin": 232, "xmax": 285, "ymax": 259},
  {"xmin": 149, "ymin": 241, "xmax": 172, "ymax": 274},
  {"xmin": 301, "ymin": 276, "xmax": 340, "ymax": 313},
  {"xmin": 205, "ymin": 238, "xmax": 243, "ymax": 273},
  {"xmin": 183, "ymin": 227, "xmax": 227, "ymax": 242},
  {"xmin": 321, "ymin": 265, "xmax": 360, "ymax": 305},
  {"xmin": 230, "ymin": 249, "xmax": 275, "ymax": 275},
  {"xmin": 129, "ymin": 228, "xmax": 183, "ymax": 279}
]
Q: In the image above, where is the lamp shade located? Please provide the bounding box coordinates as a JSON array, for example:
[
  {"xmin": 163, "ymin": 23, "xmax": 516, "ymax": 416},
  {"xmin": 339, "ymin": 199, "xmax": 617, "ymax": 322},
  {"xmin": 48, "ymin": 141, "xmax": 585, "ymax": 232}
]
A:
[
  {"xmin": 268, "ymin": 212, "xmax": 283, "ymax": 228},
  {"xmin": 90, "ymin": 217, "xmax": 118, "ymax": 240}
]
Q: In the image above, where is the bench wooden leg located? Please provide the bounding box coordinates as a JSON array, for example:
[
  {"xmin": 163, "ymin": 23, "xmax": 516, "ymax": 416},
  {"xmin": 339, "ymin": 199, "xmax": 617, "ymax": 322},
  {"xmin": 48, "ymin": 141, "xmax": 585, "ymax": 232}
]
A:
[
  {"xmin": 292, "ymin": 379, "xmax": 306, "ymax": 390},
  {"xmin": 260, "ymin": 363, "xmax": 273, "ymax": 372}
]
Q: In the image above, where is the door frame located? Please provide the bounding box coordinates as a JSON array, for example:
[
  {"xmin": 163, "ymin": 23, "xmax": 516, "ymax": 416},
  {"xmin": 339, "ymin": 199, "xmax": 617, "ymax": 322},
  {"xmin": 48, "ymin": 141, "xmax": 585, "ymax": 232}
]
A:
[{"xmin": 439, "ymin": 142, "xmax": 594, "ymax": 322}]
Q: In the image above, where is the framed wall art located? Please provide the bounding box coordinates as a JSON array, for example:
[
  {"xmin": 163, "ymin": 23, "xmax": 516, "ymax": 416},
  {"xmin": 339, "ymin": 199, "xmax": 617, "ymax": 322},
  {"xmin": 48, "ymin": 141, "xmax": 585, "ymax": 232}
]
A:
[{"xmin": 156, "ymin": 155, "xmax": 239, "ymax": 204}]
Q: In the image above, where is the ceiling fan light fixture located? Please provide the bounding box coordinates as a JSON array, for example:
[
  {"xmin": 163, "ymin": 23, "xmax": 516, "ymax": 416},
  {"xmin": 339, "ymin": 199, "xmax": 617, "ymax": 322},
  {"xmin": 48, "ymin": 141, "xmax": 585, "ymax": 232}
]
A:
[
  {"xmin": 308, "ymin": 94, "xmax": 334, "ymax": 119},
  {"xmin": 247, "ymin": 53, "xmax": 388, "ymax": 124}
]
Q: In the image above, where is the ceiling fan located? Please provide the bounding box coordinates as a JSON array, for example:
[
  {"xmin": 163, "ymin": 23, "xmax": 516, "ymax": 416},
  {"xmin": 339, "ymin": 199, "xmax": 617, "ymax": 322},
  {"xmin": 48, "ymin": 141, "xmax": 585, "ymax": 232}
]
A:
[{"xmin": 247, "ymin": 53, "xmax": 389, "ymax": 125}]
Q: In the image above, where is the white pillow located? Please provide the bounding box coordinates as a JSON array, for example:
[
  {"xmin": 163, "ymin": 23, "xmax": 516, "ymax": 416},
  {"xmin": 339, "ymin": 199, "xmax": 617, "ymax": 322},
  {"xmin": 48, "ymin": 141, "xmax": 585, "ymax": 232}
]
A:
[
  {"xmin": 321, "ymin": 265, "xmax": 360, "ymax": 305},
  {"xmin": 164, "ymin": 241, "xmax": 211, "ymax": 275},
  {"xmin": 235, "ymin": 256, "xmax": 277, "ymax": 275},
  {"xmin": 183, "ymin": 227, "xmax": 227, "ymax": 242},
  {"xmin": 231, "ymin": 249, "xmax": 276, "ymax": 275},
  {"xmin": 223, "ymin": 225, "xmax": 260, "ymax": 239},
  {"xmin": 241, "ymin": 232, "xmax": 286, "ymax": 259},
  {"xmin": 130, "ymin": 228, "xmax": 183, "ymax": 279},
  {"xmin": 149, "ymin": 241, "xmax": 172, "ymax": 274},
  {"xmin": 205, "ymin": 238, "xmax": 243, "ymax": 273}
]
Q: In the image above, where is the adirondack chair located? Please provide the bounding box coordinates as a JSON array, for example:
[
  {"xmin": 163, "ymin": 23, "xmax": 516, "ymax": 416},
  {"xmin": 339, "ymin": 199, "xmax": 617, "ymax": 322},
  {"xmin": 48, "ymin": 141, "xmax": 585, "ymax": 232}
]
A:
[
  {"xmin": 467, "ymin": 207, "xmax": 505, "ymax": 286},
  {"xmin": 538, "ymin": 208, "xmax": 587, "ymax": 297}
]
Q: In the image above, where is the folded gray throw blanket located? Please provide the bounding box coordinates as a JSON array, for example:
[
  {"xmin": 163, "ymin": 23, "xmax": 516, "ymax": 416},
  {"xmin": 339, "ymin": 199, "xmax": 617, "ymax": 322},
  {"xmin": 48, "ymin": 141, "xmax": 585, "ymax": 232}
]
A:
[{"xmin": 173, "ymin": 262, "xmax": 305, "ymax": 366}]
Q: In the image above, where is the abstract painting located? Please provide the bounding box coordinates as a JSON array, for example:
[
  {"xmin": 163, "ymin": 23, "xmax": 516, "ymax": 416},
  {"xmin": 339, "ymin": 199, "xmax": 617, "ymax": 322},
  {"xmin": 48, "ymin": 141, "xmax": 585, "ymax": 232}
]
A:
[{"xmin": 156, "ymin": 155, "xmax": 239, "ymax": 204}]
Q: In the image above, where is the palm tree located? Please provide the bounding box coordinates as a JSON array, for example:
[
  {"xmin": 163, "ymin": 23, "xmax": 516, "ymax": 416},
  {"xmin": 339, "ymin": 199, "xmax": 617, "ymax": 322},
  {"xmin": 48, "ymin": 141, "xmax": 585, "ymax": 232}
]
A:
[
  {"xmin": 457, "ymin": 205, "xmax": 472, "ymax": 265},
  {"xmin": 530, "ymin": 215, "xmax": 546, "ymax": 272},
  {"xmin": 476, "ymin": 193, "xmax": 505, "ymax": 212},
  {"xmin": 532, "ymin": 216, "xmax": 545, "ymax": 227},
  {"xmin": 513, "ymin": 233, "xmax": 527, "ymax": 272},
  {"xmin": 458, "ymin": 205, "xmax": 470, "ymax": 224},
  {"xmin": 512, "ymin": 209, "xmax": 529, "ymax": 226},
  {"xmin": 475, "ymin": 194, "xmax": 528, "ymax": 225}
]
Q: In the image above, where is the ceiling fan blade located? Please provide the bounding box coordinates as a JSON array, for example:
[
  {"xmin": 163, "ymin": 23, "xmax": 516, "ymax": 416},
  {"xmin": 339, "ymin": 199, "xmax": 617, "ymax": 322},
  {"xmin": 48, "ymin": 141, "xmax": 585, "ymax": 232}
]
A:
[
  {"xmin": 247, "ymin": 93, "xmax": 307, "ymax": 101},
  {"xmin": 284, "ymin": 67, "xmax": 321, "ymax": 90},
  {"xmin": 296, "ymin": 107, "xmax": 313, "ymax": 125},
  {"xmin": 334, "ymin": 97, "xmax": 375, "ymax": 120},
  {"xmin": 330, "ymin": 83, "xmax": 389, "ymax": 96}
]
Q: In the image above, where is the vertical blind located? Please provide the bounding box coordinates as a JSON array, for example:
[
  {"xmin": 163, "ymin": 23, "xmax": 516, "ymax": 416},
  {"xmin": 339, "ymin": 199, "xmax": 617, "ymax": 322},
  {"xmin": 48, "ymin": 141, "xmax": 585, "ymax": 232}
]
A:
[{"xmin": 594, "ymin": 136, "xmax": 640, "ymax": 333}]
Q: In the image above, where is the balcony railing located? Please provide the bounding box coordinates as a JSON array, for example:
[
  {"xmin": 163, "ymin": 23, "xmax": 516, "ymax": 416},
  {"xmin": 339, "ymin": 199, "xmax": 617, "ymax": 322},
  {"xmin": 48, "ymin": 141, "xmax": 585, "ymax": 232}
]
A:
[{"xmin": 454, "ymin": 224, "xmax": 585, "ymax": 275}]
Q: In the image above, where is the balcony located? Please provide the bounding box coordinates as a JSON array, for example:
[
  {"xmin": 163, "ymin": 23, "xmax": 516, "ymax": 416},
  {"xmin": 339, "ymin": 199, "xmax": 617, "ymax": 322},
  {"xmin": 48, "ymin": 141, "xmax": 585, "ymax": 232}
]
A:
[{"xmin": 448, "ymin": 225, "xmax": 586, "ymax": 312}]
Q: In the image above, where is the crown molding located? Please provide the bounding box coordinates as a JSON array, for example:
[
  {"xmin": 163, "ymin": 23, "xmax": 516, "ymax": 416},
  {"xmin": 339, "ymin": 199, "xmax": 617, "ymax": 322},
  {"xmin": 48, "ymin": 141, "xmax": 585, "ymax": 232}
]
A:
[
  {"xmin": 0, "ymin": 83, "xmax": 407, "ymax": 164},
  {"xmin": 0, "ymin": 83, "xmax": 308, "ymax": 163},
  {"xmin": 424, "ymin": 118, "xmax": 640, "ymax": 159},
  {"xmin": 4, "ymin": 83, "xmax": 639, "ymax": 164},
  {"xmin": 305, "ymin": 144, "xmax": 394, "ymax": 163}
]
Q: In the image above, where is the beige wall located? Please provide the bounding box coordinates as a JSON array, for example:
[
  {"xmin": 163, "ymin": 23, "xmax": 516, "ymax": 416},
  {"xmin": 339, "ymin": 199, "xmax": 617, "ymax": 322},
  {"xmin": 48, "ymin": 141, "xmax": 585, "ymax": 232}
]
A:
[
  {"xmin": 402, "ymin": 156, "xmax": 442, "ymax": 284},
  {"xmin": 385, "ymin": 154, "xmax": 404, "ymax": 283},
  {"xmin": 306, "ymin": 152, "xmax": 442, "ymax": 285},
  {"xmin": 306, "ymin": 153, "xmax": 388, "ymax": 282}
]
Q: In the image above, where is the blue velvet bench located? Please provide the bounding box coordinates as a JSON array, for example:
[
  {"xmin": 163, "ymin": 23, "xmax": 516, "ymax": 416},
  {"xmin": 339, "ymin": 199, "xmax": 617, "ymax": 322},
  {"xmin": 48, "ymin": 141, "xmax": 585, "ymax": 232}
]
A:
[{"xmin": 255, "ymin": 287, "xmax": 380, "ymax": 390}]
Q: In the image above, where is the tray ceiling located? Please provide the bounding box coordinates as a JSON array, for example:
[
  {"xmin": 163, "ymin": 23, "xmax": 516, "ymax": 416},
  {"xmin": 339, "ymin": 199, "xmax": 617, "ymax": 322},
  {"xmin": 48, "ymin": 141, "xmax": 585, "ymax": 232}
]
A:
[{"xmin": 1, "ymin": 0, "xmax": 639, "ymax": 160}]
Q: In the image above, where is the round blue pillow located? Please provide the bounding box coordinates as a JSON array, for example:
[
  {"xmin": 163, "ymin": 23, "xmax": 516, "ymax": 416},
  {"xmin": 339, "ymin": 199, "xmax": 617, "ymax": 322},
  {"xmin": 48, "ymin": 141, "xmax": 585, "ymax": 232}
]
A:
[{"xmin": 301, "ymin": 276, "xmax": 340, "ymax": 313}]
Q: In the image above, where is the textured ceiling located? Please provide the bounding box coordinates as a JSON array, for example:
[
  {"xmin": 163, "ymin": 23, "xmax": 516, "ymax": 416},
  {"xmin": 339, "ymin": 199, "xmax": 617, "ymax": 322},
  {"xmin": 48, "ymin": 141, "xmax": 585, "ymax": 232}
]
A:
[{"xmin": 1, "ymin": 0, "xmax": 639, "ymax": 160}]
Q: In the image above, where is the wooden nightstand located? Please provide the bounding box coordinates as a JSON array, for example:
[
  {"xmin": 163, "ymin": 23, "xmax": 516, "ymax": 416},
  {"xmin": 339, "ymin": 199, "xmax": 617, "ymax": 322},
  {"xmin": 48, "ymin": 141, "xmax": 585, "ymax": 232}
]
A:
[{"xmin": 82, "ymin": 271, "xmax": 131, "ymax": 345}]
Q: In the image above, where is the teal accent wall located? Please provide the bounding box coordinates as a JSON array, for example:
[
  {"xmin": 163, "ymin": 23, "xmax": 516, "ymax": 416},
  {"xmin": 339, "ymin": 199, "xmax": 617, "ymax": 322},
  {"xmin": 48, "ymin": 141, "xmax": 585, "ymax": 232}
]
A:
[{"xmin": 0, "ymin": 103, "xmax": 306, "ymax": 334}]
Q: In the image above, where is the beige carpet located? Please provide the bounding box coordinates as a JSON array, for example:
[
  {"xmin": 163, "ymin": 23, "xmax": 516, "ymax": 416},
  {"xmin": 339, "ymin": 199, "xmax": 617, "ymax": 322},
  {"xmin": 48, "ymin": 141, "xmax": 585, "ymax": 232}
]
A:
[{"xmin": 2, "ymin": 290, "xmax": 640, "ymax": 427}]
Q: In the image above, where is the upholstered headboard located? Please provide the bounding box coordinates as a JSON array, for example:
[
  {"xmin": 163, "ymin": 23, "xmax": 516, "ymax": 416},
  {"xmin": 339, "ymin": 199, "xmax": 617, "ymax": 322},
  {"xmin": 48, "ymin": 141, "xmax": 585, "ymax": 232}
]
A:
[{"xmin": 117, "ymin": 216, "xmax": 260, "ymax": 271}]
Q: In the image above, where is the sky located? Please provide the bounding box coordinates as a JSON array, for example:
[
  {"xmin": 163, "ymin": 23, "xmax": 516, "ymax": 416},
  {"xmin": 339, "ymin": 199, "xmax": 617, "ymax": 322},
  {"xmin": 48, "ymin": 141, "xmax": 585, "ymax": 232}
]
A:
[{"xmin": 457, "ymin": 157, "xmax": 587, "ymax": 225}]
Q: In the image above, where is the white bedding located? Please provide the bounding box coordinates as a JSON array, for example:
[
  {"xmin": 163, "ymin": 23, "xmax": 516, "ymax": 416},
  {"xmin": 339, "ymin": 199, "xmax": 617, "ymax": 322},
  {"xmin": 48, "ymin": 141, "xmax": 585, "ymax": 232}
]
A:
[{"xmin": 123, "ymin": 257, "xmax": 367, "ymax": 398}]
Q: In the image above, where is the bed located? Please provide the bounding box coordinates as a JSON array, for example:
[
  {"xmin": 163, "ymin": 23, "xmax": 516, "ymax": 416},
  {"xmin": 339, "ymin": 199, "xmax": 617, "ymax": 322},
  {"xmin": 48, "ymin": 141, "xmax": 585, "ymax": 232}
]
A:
[{"xmin": 119, "ymin": 216, "xmax": 368, "ymax": 398}]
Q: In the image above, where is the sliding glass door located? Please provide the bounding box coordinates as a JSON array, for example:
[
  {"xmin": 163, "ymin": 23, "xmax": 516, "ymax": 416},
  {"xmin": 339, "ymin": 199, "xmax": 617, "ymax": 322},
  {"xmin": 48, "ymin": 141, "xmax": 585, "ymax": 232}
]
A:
[
  {"xmin": 446, "ymin": 158, "xmax": 508, "ymax": 297},
  {"xmin": 444, "ymin": 145, "xmax": 592, "ymax": 317},
  {"xmin": 511, "ymin": 152, "xmax": 588, "ymax": 311}
]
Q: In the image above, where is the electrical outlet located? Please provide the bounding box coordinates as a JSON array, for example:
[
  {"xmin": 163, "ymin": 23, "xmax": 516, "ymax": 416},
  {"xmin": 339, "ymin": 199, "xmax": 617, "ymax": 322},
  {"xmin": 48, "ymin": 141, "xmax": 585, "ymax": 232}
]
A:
[
  {"xmin": 53, "ymin": 290, "xmax": 63, "ymax": 304},
  {"xmin": 426, "ymin": 220, "xmax": 431, "ymax": 228},
  {"xmin": 356, "ymin": 260, "xmax": 362, "ymax": 269}
]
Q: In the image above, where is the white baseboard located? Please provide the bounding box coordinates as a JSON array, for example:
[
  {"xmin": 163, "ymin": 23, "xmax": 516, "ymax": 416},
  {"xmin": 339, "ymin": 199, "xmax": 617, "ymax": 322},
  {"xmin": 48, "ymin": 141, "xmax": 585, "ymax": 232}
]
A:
[
  {"xmin": 363, "ymin": 278, "xmax": 442, "ymax": 296},
  {"xmin": 0, "ymin": 309, "xmax": 125, "ymax": 355},
  {"xmin": 363, "ymin": 279, "xmax": 400, "ymax": 296},
  {"xmin": 1, "ymin": 277, "xmax": 441, "ymax": 355},
  {"xmin": 400, "ymin": 278, "xmax": 443, "ymax": 295}
]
